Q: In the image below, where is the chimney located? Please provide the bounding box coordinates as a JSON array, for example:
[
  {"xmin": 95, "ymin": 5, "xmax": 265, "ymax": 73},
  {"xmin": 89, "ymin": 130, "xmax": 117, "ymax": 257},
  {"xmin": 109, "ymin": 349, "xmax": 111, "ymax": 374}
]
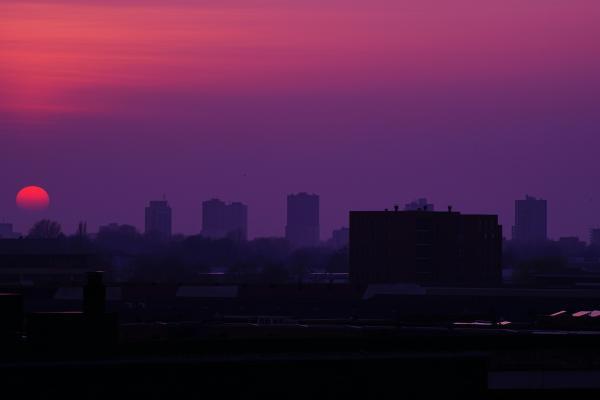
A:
[
  {"xmin": 394, "ymin": 205, "xmax": 399, "ymax": 212},
  {"xmin": 448, "ymin": 205, "xmax": 453, "ymax": 213}
]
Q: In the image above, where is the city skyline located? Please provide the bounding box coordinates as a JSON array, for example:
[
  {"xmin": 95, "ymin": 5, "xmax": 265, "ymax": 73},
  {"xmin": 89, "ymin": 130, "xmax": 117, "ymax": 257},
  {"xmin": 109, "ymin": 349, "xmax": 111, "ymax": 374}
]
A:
[
  {"xmin": 0, "ymin": 192, "xmax": 600, "ymax": 242},
  {"xmin": 5, "ymin": 189, "xmax": 600, "ymax": 245},
  {"xmin": 3, "ymin": 1, "xmax": 600, "ymax": 240}
]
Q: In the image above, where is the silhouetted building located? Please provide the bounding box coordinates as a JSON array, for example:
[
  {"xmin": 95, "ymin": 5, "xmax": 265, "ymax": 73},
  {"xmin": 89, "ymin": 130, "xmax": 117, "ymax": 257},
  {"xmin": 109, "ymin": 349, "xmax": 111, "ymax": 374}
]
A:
[
  {"xmin": 228, "ymin": 202, "xmax": 248, "ymax": 241},
  {"xmin": 329, "ymin": 227, "xmax": 349, "ymax": 249},
  {"xmin": 512, "ymin": 195, "xmax": 547, "ymax": 244},
  {"xmin": 202, "ymin": 199, "xmax": 248, "ymax": 241},
  {"xmin": 77, "ymin": 221, "xmax": 87, "ymax": 237},
  {"xmin": 285, "ymin": 193, "xmax": 319, "ymax": 248},
  {"xmin": 202, "ymin": 199, "xmax": 226, "ymax": 238},
  {"xmin": 349, "ymin": 209, "xmax": 502, "ymax": 286},
  {"xmin": 404, "ymin": 198, "xmax": 434, "ymax": 211},
  {"xmin": 591, "ymin": 229, "xmax": 600, "ymax": 248},
  {"xmin": 144, "ymin": 200, "xmax": 172, "ymax": 239},
  {"xmin": 0, "ymin": 223, "xmax": 20, "ymax": 239},
  {"xmin": 557, "ymin": 236, "xmax": 586, "ymax": 258}
]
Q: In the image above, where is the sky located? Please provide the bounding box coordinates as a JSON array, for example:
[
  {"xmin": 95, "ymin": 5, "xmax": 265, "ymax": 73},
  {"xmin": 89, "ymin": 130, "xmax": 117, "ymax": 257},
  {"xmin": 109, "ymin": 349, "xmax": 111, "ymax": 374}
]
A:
[{"xmin": 1, "ymin": 0, "xmax": 600, "ymax": 240}]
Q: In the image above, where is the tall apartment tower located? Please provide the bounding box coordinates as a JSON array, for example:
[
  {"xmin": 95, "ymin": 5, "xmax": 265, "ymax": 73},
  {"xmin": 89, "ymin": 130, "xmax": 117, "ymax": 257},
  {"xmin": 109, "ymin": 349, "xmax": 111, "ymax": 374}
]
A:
[
  {"xmin": 512, "ymin": 195, "xmax": 547, "ymax": 243},
  {"xmin": 227, "ymin": 202, "xmax": 248, "ymax": 242},
  {"xmin": 201, "ymin": 199, "xmax": 248, "ymax": 241},
  {"xmin": 144, "ymin": 200, "xmax": 172, "ymax": 239},
  {"xmin": 285, "ymin": 193, "xmax": 319, "ymax": 248}
]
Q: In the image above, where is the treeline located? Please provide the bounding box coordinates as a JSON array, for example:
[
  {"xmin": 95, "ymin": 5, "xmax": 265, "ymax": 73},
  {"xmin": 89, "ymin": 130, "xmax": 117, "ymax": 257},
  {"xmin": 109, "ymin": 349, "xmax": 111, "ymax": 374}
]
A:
[
  {"xmin": 504, "ymin": 240, "xmax": 600, "ymax": 284},
  {"xmin": 23, "ymin": 220, "xmax": 348, "ymax": 284}
]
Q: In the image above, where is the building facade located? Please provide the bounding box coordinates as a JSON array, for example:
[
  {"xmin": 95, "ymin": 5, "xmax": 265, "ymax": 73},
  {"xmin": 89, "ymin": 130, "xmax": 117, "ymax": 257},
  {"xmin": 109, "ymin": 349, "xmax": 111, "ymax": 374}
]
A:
[
  {"xmin": 201, "ymin": 199, "xmax": 248, "ymax": 241},
  {"xmin": 349, "ymin": 209, "xmax": 502, "ymax": 286},
  {"xmin": 285, "ymin": 193, "xmax": 319, "ymax": 248},
  {"xmin": 144, "ymin": 200, "xmax": 172, "ymax": 239},
  {"xmin": 513, "ymin": 195, "xmax": 547, "ymax": 243}
]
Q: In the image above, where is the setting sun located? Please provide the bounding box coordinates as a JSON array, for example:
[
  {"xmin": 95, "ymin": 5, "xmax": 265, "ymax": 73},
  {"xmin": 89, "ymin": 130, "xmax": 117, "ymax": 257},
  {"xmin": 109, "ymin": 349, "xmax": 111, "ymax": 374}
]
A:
[{"xmin": 16, "ymin": 186, "xmax": 50, "ymax": 211}]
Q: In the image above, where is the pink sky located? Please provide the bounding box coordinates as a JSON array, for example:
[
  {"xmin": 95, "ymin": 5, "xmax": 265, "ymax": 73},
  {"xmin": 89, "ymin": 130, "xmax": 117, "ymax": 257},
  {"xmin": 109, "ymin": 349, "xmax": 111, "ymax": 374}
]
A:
[{"xmin": 2, "ymin": 0, "xmax": 600, "ymax": 239}]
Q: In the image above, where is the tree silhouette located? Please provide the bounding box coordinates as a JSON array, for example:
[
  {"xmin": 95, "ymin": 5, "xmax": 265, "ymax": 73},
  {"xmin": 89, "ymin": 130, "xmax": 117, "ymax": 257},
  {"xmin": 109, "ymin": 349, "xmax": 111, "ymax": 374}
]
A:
[{"xmin": 28, "ymin": 219, "xmax": 63, "ymax": 239}]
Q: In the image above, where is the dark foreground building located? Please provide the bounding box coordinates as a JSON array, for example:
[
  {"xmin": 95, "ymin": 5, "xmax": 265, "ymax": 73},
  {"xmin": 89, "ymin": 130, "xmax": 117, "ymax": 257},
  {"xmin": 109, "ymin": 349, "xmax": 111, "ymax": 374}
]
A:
[{"xmin": 349, "ymin": 208, "xmax": 502, "ymax": 286}]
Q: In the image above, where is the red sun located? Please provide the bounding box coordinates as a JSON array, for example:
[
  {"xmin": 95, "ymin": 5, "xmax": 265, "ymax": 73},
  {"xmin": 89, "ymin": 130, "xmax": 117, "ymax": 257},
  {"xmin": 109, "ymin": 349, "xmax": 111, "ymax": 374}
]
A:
[{"xmin": 16, "ymin": 186, "xmax": 50, "ymax": 211}]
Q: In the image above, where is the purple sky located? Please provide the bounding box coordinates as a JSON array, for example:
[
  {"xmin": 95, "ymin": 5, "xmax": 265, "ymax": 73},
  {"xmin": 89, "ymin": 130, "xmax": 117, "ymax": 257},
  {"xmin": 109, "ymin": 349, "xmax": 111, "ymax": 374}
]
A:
[{"xmin": 2, "ymin": 0, "xmax": 600, "ymax": 239}]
